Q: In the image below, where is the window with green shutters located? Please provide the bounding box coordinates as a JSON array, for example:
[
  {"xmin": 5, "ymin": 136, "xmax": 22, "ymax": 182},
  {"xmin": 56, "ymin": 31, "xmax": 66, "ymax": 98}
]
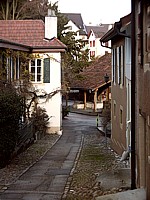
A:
[
  {"xmin": 30, "ymin": 58, "xmax": 50, "ymax": 83},
  {"xmin": 43, "ymin": 58, "xmax": 50, "ymax": 83}
]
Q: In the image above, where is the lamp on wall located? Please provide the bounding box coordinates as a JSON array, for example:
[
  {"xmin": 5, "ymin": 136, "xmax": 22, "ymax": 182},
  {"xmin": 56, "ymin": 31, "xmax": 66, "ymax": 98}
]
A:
[{"xmin": 104, "ymin": 73, "xmax": 109, "ymax": 83}]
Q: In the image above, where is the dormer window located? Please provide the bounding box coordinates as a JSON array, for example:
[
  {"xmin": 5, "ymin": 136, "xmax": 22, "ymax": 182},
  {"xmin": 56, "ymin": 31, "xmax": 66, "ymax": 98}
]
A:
[{"xmin": 68, "ymin": 26, "xmax": 72, "ymax": 30}]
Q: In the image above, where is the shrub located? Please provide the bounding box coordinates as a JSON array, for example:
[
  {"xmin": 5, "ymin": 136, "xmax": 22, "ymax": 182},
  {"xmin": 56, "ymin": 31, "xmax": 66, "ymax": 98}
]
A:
[
  {"xmin": 31, "ymin": 106, "xmax": 49, "ymax": 135},
  {"xmin": 62, "ymin": 105, "xmax": 70, "ymax": 118},
  {"xmin": 0, "ymin": 84, "xmax": 23, "ymax": 168}
]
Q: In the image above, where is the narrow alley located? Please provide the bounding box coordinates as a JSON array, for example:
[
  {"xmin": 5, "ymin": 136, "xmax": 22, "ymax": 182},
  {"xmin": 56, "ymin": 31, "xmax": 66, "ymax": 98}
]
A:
[{"xmin": 0, "ymin": 113, "xmax": 96, "ymax": 200}]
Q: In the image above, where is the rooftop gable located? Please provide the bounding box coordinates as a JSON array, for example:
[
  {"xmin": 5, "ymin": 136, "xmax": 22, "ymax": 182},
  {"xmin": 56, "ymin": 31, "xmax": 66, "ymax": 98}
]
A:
[
  {"xmin": 86, "ymin": 24, "xmax": 110, "ymax": 38},
  {"xmin": 63, "ymin": 13, "xmax": 87, "ymax": 35}
]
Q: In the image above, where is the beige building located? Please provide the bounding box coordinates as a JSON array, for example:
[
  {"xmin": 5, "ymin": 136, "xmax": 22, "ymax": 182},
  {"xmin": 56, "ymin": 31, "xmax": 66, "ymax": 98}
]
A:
[
  {"xmin": 101, "ymin": 0, "xmax": 150, "ymax": 198},
  {"xmin": 100, "ymin": 14, "xmax": 131, "ymax": 155},
  {"xmin": 132, "ymin": 0, "xmax": 150, "ymax": 198}
]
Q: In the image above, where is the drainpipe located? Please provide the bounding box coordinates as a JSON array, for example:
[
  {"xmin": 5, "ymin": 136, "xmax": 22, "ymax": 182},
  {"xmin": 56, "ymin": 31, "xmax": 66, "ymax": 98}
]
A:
[
  {"xmin": 131, "ymin": 0, "xmax": 136, "ymax": 190},
  {"xmin": 100, "ymin": 23, "xmax": 131, "ymax": 49}
]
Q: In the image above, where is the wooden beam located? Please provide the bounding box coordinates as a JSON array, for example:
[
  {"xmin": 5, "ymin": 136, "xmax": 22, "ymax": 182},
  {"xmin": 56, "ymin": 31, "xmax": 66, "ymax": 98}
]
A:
[
  {"xmin": 93, "ymin": 89, "xmax": 98, "ymax": 111},
  {"xmin": 84, "ymin": 91, "xmax": 87, "ymax": 110}
]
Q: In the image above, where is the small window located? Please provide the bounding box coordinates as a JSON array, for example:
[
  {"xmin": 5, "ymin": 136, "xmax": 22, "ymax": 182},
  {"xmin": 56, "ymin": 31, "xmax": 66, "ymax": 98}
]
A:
[
  {"xmin": 113, "ymin": 101, "xmax": 116, "ymax": 118},
  {"xmin": 93, "ymin": 40, "xmax": 95, "ymax": 47},
  {"xmin": 90, "ymin": 41, "xmax": 92, "ymax": 47},
  {"xmin": 90, "ymin": 51, "xmax": 95, "ymax": 58},
  {"xmin": 117, "ymin": 46, "xmax": 124, "ymax": 86},
  {"xmin": 68, "ymin": 26, "xmax": 72, "ymax": 30},
  {"xmin": 120, "ymin": 106, "xmax": 123, "ymax": 129}
]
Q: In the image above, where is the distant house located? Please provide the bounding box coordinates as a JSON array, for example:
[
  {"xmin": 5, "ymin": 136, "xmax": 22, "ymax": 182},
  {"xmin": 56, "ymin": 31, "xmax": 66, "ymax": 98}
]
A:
[
  {"xmin": 86, "ymin": 24, "xmax": 112, "ymax": 60},
  {"xmin": 62, "ymin": 13, "xmax": 87, "ymax": 41},
  {"xmin": 63, "ymin": 13, "xmax": 112, "ymax": 61},
  {"xmin": 0, "ymin": 10, "xmax": 66, "ymax": 134},
  {"xmin": 100, "ymin": 13, "xmax": 131, "ymax": 155}
]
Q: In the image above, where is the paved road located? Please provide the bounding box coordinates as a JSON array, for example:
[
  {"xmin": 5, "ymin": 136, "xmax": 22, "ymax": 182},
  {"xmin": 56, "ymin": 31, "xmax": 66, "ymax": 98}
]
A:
[{"xmin": 0, "ymin": 113, "xmax": 97, "ymax": 200}]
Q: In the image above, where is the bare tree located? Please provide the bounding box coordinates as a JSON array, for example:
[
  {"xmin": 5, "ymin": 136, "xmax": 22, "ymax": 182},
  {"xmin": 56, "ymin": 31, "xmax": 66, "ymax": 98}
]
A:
[{"xmin": 0, "ymin": 0, "xmax": 49, "ymax": 20}]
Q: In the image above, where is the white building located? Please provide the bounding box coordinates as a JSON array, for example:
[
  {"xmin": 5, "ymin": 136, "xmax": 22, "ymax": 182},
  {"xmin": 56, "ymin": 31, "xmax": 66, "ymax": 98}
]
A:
[{"xmin": 0, "ymin": 10, "xmax": 66, "ymax": 134}]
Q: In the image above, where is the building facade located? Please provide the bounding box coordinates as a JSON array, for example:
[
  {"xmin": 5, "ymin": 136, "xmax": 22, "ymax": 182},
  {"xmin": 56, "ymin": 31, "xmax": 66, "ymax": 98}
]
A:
[
  {"xmin": 132, "ymin": 0, "xmax": 150, "ymax": 198},
  {"xmin": 100, "ymin": 14, "xmax": 131, "ymax": 155},
  {"xmin": 0, "ymin": 10, "xmax": 66, "ymax": 134},
  {"xmin": 86, "ymin": 25, "xmax": 112, "ymax": 60}
]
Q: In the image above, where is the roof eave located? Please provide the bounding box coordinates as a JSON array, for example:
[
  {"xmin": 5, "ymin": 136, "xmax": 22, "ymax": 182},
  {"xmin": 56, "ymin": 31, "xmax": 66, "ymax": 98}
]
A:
[
  {"xmin": 100, "ymin": 22, "xmax": 120, "ymax": 43},
  {"xmin": 0, "ymin": 39, "xmax": 31, "ymax": 52},
  {"xmin": 32, "ymin": 47, "xmax": 66, "ymax": 53}
]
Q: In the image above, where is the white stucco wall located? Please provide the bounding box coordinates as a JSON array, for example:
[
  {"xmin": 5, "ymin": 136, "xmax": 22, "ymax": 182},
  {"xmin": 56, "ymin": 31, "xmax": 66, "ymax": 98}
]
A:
[
  {"xmin": 31, "ymin": 52, "xmax": 62, "ymax": 134},
  {"xmin": 88, "ymin": 30, "xmax": 111, "ymax": 61}
]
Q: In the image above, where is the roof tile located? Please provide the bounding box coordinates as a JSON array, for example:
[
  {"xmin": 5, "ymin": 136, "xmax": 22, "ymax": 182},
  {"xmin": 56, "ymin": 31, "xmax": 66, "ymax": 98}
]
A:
[
  {"xmin": 0, "ymin": 20, "xmax": 66, "ymax": 49},
  {"xmin": 70, "ymin": 53, "xmax": 112, "ymax": 90}
]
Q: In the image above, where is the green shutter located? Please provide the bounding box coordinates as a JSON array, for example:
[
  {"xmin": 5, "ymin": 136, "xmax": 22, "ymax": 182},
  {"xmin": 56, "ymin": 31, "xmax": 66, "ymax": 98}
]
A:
[{"xmin": 43, "ymin": 58, "xmax": 50, "ymax": 83}]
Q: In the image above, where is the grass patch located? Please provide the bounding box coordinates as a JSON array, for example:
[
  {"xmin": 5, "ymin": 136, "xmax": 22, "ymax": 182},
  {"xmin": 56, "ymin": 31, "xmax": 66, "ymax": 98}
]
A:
[{"xmin": 83, "ymin": 153, "xmax": 107, "ymax": 161}]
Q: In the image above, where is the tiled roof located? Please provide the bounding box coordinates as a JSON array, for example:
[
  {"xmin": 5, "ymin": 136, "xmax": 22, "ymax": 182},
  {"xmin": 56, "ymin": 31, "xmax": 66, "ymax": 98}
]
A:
[
  {"xmin": 70, "ymin": 53, "xmax": 112, "ymax": 90},
  {"xmin": 0, "ymin": 20, "xmax": 66, "ymax": 49},
  {"xmin": 86, "ymin": 24, "xmax": 110, "ymax": 38}
]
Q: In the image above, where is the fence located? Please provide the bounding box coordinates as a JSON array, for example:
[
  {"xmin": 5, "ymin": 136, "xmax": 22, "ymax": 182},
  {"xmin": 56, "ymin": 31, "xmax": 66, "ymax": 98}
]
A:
[{"xmin": 15, "ymin": 121, "xmax": 35, "ymax": 154}]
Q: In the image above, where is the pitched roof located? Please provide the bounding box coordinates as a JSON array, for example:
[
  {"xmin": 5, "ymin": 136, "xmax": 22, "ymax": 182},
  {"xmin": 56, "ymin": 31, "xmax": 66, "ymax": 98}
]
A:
[
  {"xmin": 63, "ymin": 13, "xmax": 87, "ymax": 35},
  {"xmin": 86, "ymin": 24, "xmax": 110, "ymax": 38},
  {"xmin": 70, "ymin": 53, "xmax": 112, "ymax": 90},
  {"xmin": 0, "ymin": 20, "xmax": 66, "ymax": 51}
]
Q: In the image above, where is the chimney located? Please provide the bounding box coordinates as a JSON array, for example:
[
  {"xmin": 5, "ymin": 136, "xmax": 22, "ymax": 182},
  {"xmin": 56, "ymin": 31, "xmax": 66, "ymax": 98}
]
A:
[{"xmin": 45, "ymin": 9, "xmax": 57, "ymax": 39}]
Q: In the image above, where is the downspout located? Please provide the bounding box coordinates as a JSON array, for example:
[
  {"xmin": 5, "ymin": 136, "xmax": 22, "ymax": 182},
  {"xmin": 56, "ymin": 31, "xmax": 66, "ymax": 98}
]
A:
[
  {"xmin": 131, "ymin": 0, "xmax": 136, "ymax": 190},
  {"xmin": 100, "ymin": 26, "xmax": 131, "ymax": 49}
]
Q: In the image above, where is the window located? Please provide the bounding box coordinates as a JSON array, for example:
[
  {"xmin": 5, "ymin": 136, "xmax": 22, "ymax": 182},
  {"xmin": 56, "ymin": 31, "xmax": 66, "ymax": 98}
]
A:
[
  {"xmin": 68, "ymin": 26, "xmax": 72, "ymax": 30},
  {"xmin": 120, "ymin": 46, "xmax": 124, "ymax": 86},
  {"xmin": 90, "ymin": 41, "xmax": 92, "ymax": 47},
  {"xmin": 90, "ymin": 40, "xmax": 95, "ymax": 47},
  {"xmin": 112, "ymin": 48, "xmax": 117, "ymax": 84},
  {"xmin": 117, "ymin": 46, "xmax": 124, "ymax": 86},
  {"xmin": 90, "ymin": 51, "xmax": 95, "ymax": 58},
  {"xmin": 120, "ymin": 106, "xmax": 123, "ymax": 129},
  {"xmin": 113, "ymin": 100, "xmax": 116, "ymax": 119},
  {"xmin": 112, "ymin": 48, "xmax": 115, "ymax": 82},
  {"xmin": 30, "ymin": 59, "xmax": 42, "ymax": 82},
  {"xmin": 93, "ymin": 40, "xmax": 95, "ymax": 47}
]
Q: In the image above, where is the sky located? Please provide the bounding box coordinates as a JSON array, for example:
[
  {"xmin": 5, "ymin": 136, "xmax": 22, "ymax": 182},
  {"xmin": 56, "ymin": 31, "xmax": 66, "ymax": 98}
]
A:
[{"xmin": 50, "ymin": 0, "xmax": 131, "ymax": 25}]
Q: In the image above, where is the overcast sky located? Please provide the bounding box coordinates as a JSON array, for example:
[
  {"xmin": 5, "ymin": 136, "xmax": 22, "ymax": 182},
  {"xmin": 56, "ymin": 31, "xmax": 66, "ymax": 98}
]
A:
[{"xmin": 50, "ymin": 0, "xmax": 131, "ymax": 25}]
